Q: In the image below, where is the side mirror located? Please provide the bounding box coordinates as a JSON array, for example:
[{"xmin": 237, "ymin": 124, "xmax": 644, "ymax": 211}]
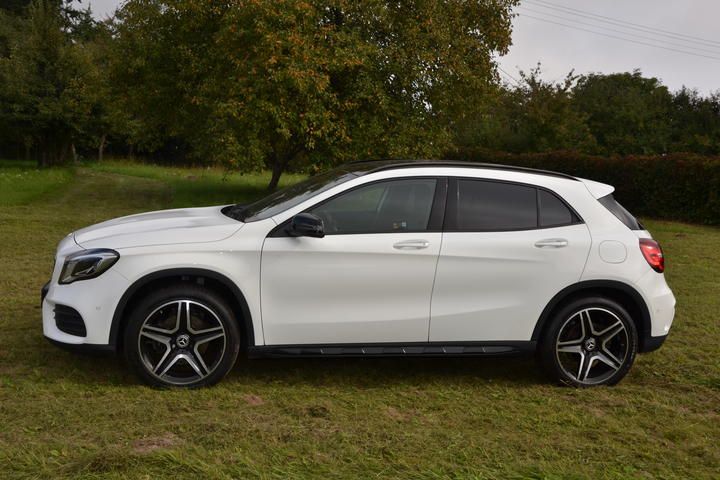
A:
[{"xmin": 288, "ymin": 213, "xmax": 325, "ymax": 238}]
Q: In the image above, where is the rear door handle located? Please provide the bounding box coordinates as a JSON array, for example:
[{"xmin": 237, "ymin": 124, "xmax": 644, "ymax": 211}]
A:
[
  {"xmin": 534, "ymin": 238, "xmax": 568, "ymax": 248},
  {"xmin": 393, "ymin": 239, "xmax": 430, "ymax": 250}
]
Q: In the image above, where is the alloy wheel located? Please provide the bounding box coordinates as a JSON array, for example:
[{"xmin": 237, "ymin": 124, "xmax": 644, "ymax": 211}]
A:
[
  {"xmin": 138, "ymin": 300, "xmax": 227, "ymax": 386},
  {"xmin": 555, "ymin": 307, "xmax": 630, "ymax": 385}
]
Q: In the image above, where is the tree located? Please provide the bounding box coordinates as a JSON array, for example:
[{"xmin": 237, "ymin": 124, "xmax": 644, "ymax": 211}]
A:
[
  {"xmin": 112, "ymin": 0, "xmax": 519, "ymax": 189},
  {"xmin": 0, "ymin": 0, "xmax": 33, "ymax": 15},
  {"xmin": 669, "ymin": 87, "xmax": 720, "ymax": 155},
  {"xmin": 0, "ymin": 0, "xmax": 102, "ymax": 166},
  {"xmin": 456, "ymin": 65, "xmax": 596, "ymax": 154},
  {"xmin": 572, "ymin": 70, "xmax": 673, "ymax": 155}
]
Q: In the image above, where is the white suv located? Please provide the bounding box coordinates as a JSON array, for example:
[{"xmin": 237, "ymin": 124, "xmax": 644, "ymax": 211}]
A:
[{"xmin": 42, "ymin": 161, "xmax": 675, "ymax": 387}]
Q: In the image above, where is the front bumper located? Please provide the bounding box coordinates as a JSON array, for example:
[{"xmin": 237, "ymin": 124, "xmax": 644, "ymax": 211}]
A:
[
  {"xmin": 45, "ymin": 336, "xmax": 115, "ymax": 355},
  {"xmin": 42, "ymin": 268, "xmax": 128, "ymax": 349}
]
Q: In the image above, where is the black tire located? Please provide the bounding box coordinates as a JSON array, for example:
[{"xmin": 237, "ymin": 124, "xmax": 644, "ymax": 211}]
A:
[
  {"xmin": 539, "ymin": 296, "xmax": 638, "ymax": 387},
  {"xmin": 124, "ymin": 283, "xmax": 241, "ymax": 388}
]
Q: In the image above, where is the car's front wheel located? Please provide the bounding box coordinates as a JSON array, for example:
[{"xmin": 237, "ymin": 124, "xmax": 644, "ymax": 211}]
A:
[
  {"xmin": 124, "ymin": 284, "xmax": 241, "ymax": 388},
  {"xmin": 539, "ymin": 296, "xmax": 638, "ymax": 387}
]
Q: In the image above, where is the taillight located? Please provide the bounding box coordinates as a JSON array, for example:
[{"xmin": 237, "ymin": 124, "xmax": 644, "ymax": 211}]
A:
[{"xmin": 639, "ymin": 238, "xmax": 665, "ymax": 273}]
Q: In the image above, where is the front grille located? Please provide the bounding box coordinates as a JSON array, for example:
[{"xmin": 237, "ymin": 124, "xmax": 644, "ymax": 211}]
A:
[{"xmin": 54, "ymin": 305, "xmax": 87, "ymax": 337}]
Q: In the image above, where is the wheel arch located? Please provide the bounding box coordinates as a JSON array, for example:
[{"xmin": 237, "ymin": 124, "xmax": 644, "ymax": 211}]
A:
[
  {"xmin": 109, "ymin": 268, "xmax": 255, "ymax": 352},
  {"xmin": 532, "ymin": 280, "xmax": 654, "ymax": 352}
]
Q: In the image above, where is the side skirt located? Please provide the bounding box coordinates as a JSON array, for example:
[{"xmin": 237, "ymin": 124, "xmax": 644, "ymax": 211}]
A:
[{"xmin": 248, "ymin": 341, "xmax": 536, "ymax": 359}]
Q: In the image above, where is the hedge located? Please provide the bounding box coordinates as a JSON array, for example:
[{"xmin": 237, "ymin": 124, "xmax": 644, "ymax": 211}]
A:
[{"xmin": 448, "ymin": 150, "xmax": 720, "ymax": 225}]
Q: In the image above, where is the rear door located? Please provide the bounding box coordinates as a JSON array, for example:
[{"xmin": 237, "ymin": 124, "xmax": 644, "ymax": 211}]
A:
[{"xmin": 429, "ymin": 177, "xmax": 591, "ymax": 342}]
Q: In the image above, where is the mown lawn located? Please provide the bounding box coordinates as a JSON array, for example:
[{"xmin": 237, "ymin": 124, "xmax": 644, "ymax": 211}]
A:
[{"xmin": 0, "ymin": 160, "xmax": 718, "ymax": 479}]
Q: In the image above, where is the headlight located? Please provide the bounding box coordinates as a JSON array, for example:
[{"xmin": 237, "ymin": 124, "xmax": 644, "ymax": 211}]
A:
[{"xmin": 59, "ymin": 249, "xmax": 119, "ymax": 284}]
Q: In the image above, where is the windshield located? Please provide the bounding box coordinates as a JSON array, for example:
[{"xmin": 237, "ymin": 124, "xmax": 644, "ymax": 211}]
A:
[{"xmin": 224, "ymin": 168, "xmax": 359, "ymax": 222}]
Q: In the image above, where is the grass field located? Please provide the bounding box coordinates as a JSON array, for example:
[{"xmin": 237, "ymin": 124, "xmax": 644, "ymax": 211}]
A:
[{"xmin": 0, "ymin": 160, "xmax": 718, "ymax": 479}]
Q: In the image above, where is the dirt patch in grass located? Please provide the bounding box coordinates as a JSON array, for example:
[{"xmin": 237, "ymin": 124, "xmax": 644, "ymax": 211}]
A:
[
  {"xmin": 243, "ymin": 394, "xmax": 265, "ymax": 406},
  {"xmin": 132, "ymin": 433, "xmax": 181, "ymax": 454}
]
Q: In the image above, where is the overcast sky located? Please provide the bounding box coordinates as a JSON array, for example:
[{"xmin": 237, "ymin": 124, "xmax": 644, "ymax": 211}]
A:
[{"xmin": 87, "ymin": 0, "xmax": 720, "ymax": 94}]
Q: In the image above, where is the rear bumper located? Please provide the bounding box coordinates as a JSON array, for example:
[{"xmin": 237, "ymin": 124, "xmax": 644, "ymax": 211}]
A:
[
  {"xmin": 640, "ymin": 333, "xmax": 668, "ymax": 353},
  {"xmin": 635, "ymin": 270, "xmax": 676, "ymax": 337}
]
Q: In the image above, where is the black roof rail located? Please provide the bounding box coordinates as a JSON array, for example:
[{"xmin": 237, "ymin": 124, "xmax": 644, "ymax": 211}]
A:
[{"xmin": 347, "ymin": 160, "xmax": 579, "ymax": 181}]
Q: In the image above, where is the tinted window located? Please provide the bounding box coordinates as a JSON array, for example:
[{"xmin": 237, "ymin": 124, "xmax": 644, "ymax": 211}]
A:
[
  {"xmin": 539, "ymin": 190, "xmax": 576, "ymax": 227},
  {"xmin": 311, "ymin": 179, "xmax": 437, "ymax": 234},
  {"xmin": 456, "ymin": 180, "xmax": 537, "ymax": 231},
  {"xmin": 598, "ymin": 194, "xmax": 643, "ymax": 230}
]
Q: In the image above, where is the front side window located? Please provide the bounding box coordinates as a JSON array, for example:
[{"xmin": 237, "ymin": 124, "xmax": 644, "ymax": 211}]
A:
[
  {"xmin": 310, "ymin": 178, "xmax": 437, "ymax": 234},
  {"xmin": 456, "ymin": 179, "xmax": 537, "ymax": 231}
]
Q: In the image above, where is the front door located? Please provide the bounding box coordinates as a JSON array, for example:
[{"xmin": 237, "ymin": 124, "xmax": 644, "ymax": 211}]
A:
[{"xmin": 261, "ymin": 177, "xmax": 444, "ymax": 345}]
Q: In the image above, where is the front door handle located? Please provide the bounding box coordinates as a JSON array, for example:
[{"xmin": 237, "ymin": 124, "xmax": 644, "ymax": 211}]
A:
[
  {"xmin": 393, "ymin": 239, "xmax": 430, "ymax": 250},
  {"xmin": 534, "ymin": 238, "xmax": 568, "ymax": 248}
]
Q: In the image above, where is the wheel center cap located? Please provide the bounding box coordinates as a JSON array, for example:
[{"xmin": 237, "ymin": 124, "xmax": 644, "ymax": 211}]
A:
[
  {"xmin": 585, "ymin": 337, "xmax": 597, "ymax": 351},
  {"xmin": 176, "ymin": 334, "xmax": 190, "ymax": 348}
]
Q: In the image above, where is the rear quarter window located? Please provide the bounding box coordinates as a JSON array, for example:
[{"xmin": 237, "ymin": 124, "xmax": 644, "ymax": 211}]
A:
[
  {"xmin": 539, "ymin": 190, "xmax": 578, "ymax": 227},
  {"xmin": 598, "ymin": 194, "xmax": 643, "ymax": 230}
]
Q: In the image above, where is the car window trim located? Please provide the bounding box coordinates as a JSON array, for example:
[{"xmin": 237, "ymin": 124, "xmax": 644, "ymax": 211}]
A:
[
  {"xmin": 444, "ymin": 176, "xmax": 584, "ymax": 233},
  {"xmin": 268, "ymin": 176, "xmax": 447, "ymax": 237}
]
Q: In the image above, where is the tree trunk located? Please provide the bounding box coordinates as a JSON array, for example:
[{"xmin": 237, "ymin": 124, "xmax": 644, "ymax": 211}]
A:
[
  {"xmin": 58, "ymin": 141, "xmax": 70, "ymax": 165},
  {"xmin": 37, "ymin": 134, "xmax": 49, "ymax": 167},
  {"xmin": 267, "ymin": 145, "xmax": 303, "ymax": 191},
  {"xmin": 98, "ymin": 133, "xmax": 107, "ymax": 161},
  {"xmin": 71, "ymin": 143, "xmax": 78, "ymax": 163},
  {"xmin": 38, "ymin": 149, "xmax": 47, "ymax": 168},
  {"xmin": 267, "ymin": 159, "xmax": 285, "ymax": 191}
]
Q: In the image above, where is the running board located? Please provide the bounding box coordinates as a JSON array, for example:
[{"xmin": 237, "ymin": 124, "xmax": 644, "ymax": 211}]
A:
[{"xmin": 248, "ymin": 341, "xmax": 536, "ymax": 359}]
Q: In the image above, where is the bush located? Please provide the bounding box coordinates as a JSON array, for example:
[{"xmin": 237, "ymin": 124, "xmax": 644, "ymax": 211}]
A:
[{"xmin": 449, "ymin": 150, "xmax": 720, "ymax": 225}]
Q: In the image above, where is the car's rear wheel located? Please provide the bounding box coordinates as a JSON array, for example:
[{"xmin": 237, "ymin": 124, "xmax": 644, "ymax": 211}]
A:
[
  {"xmin": 124, "ymin": 284, "xmax": 240, "ymax": 387},
  {"xmin": 540, "ymin": 297, "xmax": 638, "ymax": 387}
]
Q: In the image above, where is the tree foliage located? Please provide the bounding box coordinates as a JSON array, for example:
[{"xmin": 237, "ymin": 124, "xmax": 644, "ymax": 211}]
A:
[
  {"xmin": 572, "ymin": 71, "xmax": 673, "ymax": 155},
  {"xmin": 0, "ymin": 0, "xmax": 110, "ymax": 165},
  {"xmin": 455, "ymin": 66, "xmax": 720, "ymax": 158},
  {"xmin": 111, "ymin": 0, "xmax": 518, "ymax": 188},
  {"xmin": 456, "ymin": 66, "xmax": 596, "ymax": 154},
  {"xmin": 0, "ymin": 1, "xmax": 719, "ymax": 183}
]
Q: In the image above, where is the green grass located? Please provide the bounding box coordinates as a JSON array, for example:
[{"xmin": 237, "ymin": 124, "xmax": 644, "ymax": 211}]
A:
[
  {"xmin": 0, "ymin": 160, "xmax": 718, "ymax": 479},
  {"xmin": 88, "ymin": 159, "xmax": 305, "ymax": 208},
  {"xmin": 0, "ymin": 161, "xmax": 74, "ymax": 206}
]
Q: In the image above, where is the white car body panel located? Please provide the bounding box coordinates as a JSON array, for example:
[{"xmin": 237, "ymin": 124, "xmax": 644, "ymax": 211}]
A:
[
  {"xmin": 430, "ymin": 223, "xmax": 591, "ymax": 341},
  {"xmin": 577, "ymin": 177, "xmax": 614, "ymax": 199},
  {"xmin": 74, "ymin": 206, "xmax": 243, "ymax": 249},
  {"xmin": 261, "ymin": 232, "xmax": 442, "ymax": 345}
]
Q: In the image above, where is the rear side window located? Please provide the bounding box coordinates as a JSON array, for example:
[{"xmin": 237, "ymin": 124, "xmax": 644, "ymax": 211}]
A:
[
  {"xmin": 451, "ymin": 179, "xmax": 581, "ymax": 231},
  {"xmin": 598, "ymin": 194, "xmax": 643, "ymax": 230},
  {"xmin": 539, "ymin": 190, "xmax": 578, "ymax": 227},
  {"xmin": 456, "ymin": 179, "xmax": 537, "ymax": 231}
]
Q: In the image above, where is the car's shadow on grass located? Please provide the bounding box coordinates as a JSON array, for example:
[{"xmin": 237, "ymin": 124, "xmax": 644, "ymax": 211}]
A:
[
  {"xmin": 228, "ymin": 355, "xmax": 546, "ymax": 388},
  {"xmin": 41, "ymin": 346, "xmax": 545, "ymax": 388}
]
